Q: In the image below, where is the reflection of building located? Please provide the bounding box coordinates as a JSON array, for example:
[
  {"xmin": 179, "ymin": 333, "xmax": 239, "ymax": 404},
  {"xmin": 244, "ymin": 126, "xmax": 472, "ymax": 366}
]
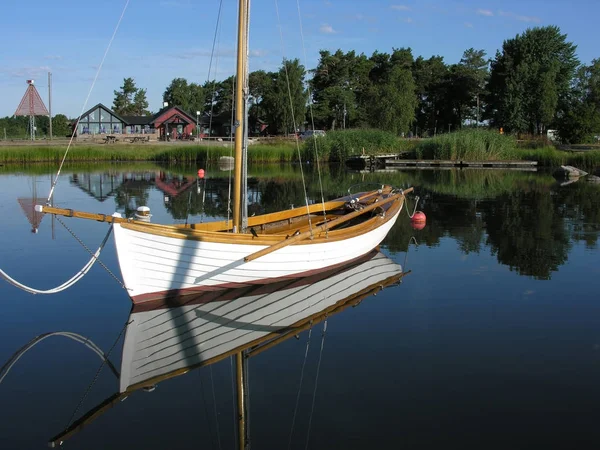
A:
[
  {"xmin": 154, "ymin": 172, "xmax": 196, "ymax": 201},
  {"xmin": 69, "ymin": 173, "xmax": 125, "ymax": 201},
  {"xmin": 72, "ymin": 104, "xmax": 198, "ymax": 139}
]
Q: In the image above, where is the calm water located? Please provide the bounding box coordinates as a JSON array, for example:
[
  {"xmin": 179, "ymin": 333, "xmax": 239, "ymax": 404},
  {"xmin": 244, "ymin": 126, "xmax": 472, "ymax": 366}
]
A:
[{"xmin": 1, "ymin": 164, "xmax": 600, "ymax": 449}]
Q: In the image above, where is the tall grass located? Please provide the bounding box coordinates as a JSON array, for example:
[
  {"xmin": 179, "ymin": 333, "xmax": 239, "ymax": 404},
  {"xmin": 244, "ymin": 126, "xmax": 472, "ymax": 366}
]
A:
[
  {"xmin": 302, "ymin": 129, "xmax": 414, "ymax": 162},
  {"xmin": 414, "ymin": 129, "xmax": 518, "ymax": 161},
  {"xmin": 0, "ymin": 143, "xmax": 298, "ymax": 164}
]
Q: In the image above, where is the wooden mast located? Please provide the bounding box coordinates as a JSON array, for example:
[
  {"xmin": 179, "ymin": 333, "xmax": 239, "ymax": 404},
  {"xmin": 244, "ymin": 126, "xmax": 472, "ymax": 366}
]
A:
[{"xmin": 232, "ymin": 0, "xmax": 247, "ymax": 233}]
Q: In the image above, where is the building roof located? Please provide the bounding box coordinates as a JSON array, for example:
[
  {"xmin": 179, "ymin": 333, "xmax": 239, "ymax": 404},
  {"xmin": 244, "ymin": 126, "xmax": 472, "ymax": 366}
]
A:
[
  {"xmin": 75, "ymin": 103, "xmax": 128, "ymax": 124},
  {"xmin": 151, "ymin": 106, "xmax": 198, "ymax": 125},
  {"xmin": 121, "ymin": 115, "xmax": 153, "ymax": 125}
]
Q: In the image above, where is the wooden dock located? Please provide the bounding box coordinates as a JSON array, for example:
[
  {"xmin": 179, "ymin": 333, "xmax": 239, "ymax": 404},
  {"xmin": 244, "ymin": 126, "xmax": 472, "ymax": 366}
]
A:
[
  {"xmin": 385, "ymin": 159, "xmax": 538, "ymax": 168},
  {"xmin": 345, "ymin": 154, "xmax": 537, "ymax": 170}
]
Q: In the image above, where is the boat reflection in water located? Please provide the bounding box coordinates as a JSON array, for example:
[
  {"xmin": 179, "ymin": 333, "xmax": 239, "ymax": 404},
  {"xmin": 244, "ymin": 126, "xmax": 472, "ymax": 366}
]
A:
[{"xmin": 46, "ymin": 250, "xmax": 407, "ymax": 447}]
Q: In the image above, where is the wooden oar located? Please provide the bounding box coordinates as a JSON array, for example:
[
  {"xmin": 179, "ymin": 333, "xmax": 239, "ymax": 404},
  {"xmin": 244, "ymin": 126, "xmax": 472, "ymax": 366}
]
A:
[{"xmin": 244, "ymin": 187, "xmax": 413, "ymax": 263}]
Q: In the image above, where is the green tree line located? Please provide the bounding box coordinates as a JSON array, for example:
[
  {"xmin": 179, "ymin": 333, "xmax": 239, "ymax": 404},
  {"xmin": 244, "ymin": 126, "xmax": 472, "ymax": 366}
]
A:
[
  {"xmin": 2, "ymin": 25, "xmax": 598, "ymax": 143},
  {"xmin": 157, "ymin": 25, "xmax": 597, "ymax": 143}
]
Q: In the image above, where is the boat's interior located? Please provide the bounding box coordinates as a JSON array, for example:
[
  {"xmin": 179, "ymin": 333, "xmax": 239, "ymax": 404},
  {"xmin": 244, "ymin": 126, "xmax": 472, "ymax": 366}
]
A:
[{"xmin": 178, "ymin": 186, "xmax": 398, "ymax": 236}]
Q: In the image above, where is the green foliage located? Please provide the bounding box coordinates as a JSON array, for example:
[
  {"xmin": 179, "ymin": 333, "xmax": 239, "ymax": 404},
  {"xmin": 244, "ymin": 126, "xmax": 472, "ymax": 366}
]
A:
[
  {"xmin": 113, "ymin": 77, "xmax": 150, "ymax": 115},
  {"xmin": 556, "ymin": 59, "xmax": 600, "ymax": 143},
  {"xmin": 310, "ymin": 50, "xmax": 373, "ymax": 130},
  {"xmin": 302, "ymin": 129, "xmax": 406, "ymax": 162},
  {"xmin": 52, "ymin": 114, "xmax": 71, "ymax": 137},
  {"xmin": 487, "ymin": 26, "xmax": 579, "ymax": 134},
  {"xmin": 265, "ymin": 59, "xmax": 307, "ymax": 135},
  {"xmin": 163, "ymin": 78, "xmax": 205, "ymax": 117},
  {"xmin": 414, "ymin": 129, "xmax": 519, "ymax": 160},
  {"xmin": 0, "ymin": 114, "xmax": 72, "ymax": 139}
]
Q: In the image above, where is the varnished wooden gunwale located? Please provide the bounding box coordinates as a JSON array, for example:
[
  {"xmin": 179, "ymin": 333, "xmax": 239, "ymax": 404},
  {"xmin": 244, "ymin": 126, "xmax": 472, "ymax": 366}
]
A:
[
  {"xmin": 119, "ymin": 193, "xmax": 404, "ymax": 246},
  {"xmin": 183, "ymin": 188, "xmax": 390, "ymax": 233}
]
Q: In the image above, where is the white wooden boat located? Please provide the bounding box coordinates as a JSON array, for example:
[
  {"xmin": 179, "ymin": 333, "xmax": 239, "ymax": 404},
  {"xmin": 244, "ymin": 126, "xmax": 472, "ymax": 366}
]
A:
[
  {"xmin": 34, "ymin": 0, "xmax": 413, "ymax": 304},
  {"xmin": 45, "ymin": 249, "xmax": 406, "ymax": 446}
]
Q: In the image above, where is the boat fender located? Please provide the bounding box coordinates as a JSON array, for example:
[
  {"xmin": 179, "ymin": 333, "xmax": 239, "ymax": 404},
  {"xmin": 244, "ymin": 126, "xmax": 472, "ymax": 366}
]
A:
[{"xmin": 134, "ymin": 206, "xmax": 151, "ymax": 222}]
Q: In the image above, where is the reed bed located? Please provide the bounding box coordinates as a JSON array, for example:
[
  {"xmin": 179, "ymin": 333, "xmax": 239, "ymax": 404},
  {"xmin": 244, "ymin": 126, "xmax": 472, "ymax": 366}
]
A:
[
  {"xmin": 0, "ymin": 143, "xmax": 298, "ymax": 164},
  {"xmin": 413, "ymin": 129, "xmax": 518, "ymax": 161},
  {"xmin": 302, "ymin": 129, "xmax": 414, "ymax": 162}
]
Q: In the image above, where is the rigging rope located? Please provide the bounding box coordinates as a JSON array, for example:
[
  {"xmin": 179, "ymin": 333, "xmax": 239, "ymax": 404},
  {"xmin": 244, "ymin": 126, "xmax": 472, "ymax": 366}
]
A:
[
  {"xmin": 199, "ymin": 369, "xmax": 217, "ymax": 450},
  {"xmin": 274, "ymin": 0, "xmax": 314, "ymax": 237},
  {"xmin": 55, "ymin": 216, "xmax": 128, "ymax": 291},
  {"xmin": 210, "ymin": 365, "xmax": 223, "ymax": 450},
  {"xmin": 0, "ymin": 332, "xmax": 119, "ymax": 385},
  {"xmin": 295, "ymin": 0, "xmax": 328, "ymax": 231},
  {"xmin": 287, "ymin": 324, "xmax": 314, "ymax": 450},
  {"xmin": 305, "ymin": 318, "xmax": 328, "ymax": 450},
  {"xmin": 0, "ymin": 225, "xmax": 114, "ymax": 294},
  {"xmin": 66, "ymin": 319, "xmax": 130, "ymax": 429},
  {"xmin": 47, "ymin": 0, "xmax": 130, "ymax": 204}
]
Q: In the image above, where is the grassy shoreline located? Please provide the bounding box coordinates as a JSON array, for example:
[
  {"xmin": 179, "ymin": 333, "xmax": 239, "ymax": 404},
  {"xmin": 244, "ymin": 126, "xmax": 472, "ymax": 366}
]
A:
[
  {"xmin": 0, "ymin": 143, "xmax": 300, "ymax": 164},
  {"xmin": 2, "ymin": 130, "xmax": 600, "ymax": 168}
]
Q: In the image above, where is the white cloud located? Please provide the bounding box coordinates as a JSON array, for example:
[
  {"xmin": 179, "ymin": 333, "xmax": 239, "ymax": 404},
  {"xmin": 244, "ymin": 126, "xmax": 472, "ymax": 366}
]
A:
[
  {"xmin": 464, "ymin": 22, "xmax": 474, "ymax": 28},
  {"xmin": 499, "ymin": 10, "xmax": 541, "ymax": 23},
  {"xmin": 516, "ymin": 14, "xmax": 541, "ymax": 23},
  {"xmin": 249, "ymin": 49, "xmax": 268, "ymax": 58},
  {"xmin": 44, "ymin": 55, "xmax": 63, "ymax": 61},
  {"xmin": 319, "ymin": 23, "xmax": 336, "ymax": 34},
  {"xmin": 476, "ymin": 8, "xmax": 493, "ymax": 16},
  {"xmin": 7, "ymin": 66, "xmax": 52, "ymax": 79},
  {"xmin": 403, "ymin": 17, "xmax": 414, "ymax": 23},
  {"xmin": 391, "ymin": 4, "xmax": 411, "ymax": 11}
]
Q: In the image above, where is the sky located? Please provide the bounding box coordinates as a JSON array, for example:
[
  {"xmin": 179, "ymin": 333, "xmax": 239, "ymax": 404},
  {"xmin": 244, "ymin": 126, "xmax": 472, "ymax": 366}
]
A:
[{"xmin": 1, "ymin": 0, "xmax": 599, "ymax": 118}]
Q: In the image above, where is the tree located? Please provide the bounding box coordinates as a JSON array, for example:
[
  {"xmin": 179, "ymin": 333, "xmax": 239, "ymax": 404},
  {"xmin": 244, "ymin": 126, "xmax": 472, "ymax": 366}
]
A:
[
  {"xmin": 366, "ymin": 49, "xmax": 417, "ymax": 135},
  {"xmin": 262, "ymin": 59, "xmax": 307, "ymax": 135},
  {"xmin": 248, "ymin": 70, "xmax": 274, "ymax": 134},
  {"xmin": 487, "ymin": 26, "xmax": 579, "ymax": 134},
  {"xmin": 556, "ymin": 59, "xmax": 600, "ymax": 143},
  {"xmin": 310, "ymin": 50, "xmax": 373, "ymax": 130},
  {"xmin": 163, "ymin": 78, "xmax": 205, "ymax": 116},
  {"xmin": 51, "ymin": 114, "xmax": 71, "ymax": 137},
  {"xmin": 113, "ymin": 77, "xmax": 150, "ymax": 115},
  {"xmin": 412, "ymin": 55, "xmax": 448, "ymax": 135}
]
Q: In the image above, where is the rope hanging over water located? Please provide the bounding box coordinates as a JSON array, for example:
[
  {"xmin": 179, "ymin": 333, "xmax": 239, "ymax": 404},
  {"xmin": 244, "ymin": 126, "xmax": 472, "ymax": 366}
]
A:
[{"xmin": 0, "ymin": 225, "xmax": 113, "ymax": 295}]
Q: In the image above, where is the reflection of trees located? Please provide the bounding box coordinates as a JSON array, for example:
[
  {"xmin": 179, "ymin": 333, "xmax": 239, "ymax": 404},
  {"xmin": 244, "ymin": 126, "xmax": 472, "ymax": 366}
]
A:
[
  {"xmin": 482, "ymin": 189, "xmax": 571, "ymax": 279},
  {"xmin": 113, "ymin": 179, "xmax": 152, "ymax": 218},
  {"xmin": 553, "ymin": 182, "xmax": 600, "ymax": 249}
]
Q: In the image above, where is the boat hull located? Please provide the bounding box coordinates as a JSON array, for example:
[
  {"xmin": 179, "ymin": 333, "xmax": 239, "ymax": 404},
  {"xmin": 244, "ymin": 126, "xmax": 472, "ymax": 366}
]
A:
[{"xmin": 113, "ymin": 204, "xmax": 402, "ymax": 303}]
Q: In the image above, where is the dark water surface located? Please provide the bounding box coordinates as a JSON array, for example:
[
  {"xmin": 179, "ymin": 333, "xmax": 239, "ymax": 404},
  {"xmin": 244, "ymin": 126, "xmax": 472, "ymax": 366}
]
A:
[{"xmin": 1, "ymin": 164, "xmax": 600, "ymax": 449}]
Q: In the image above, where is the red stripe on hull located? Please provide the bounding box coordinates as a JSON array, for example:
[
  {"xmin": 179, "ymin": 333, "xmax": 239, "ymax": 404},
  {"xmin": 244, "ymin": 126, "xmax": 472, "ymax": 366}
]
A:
[{"xmin": 131, "ymin": 249, "xmax": 380, "ymax": 312}]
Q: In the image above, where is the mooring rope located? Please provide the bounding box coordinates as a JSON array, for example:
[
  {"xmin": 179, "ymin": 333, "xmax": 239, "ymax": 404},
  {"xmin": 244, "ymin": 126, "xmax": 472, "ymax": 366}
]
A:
[
  {"xmin": 0, "ymin": 331, "xmax": 119, "ymax": 385},
  {"xmin": 0, "ymin": 225, "xmax": 114, "ymax": 294},
  {"xmin": 47, "ymin": 0, "xmax": 130, "ymax": 204},
  {"xmin": 405, "ymin": 195, "xmax": 420, "ymax": 219},
  {"xmin": 66, "ymin": 319, "xmax": 130, "ymax": 429}
]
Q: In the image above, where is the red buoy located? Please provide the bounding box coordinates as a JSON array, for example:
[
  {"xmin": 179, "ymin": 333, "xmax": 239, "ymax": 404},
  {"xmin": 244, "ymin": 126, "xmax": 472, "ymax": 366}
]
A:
[
  {"xmin": 411, "ymin": 211, "xmax": 426, "ymax": 230},
  {"xmin": 197, "ymin": 169, "xmax": 205, "ymax": 179}
]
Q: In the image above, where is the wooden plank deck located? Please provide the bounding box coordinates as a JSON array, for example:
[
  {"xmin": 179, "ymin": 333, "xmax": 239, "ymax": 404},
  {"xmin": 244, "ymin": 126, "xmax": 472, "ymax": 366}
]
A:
[{"xmin": 384, "ymin": 159, "xmax": 537, "ymax": 168}]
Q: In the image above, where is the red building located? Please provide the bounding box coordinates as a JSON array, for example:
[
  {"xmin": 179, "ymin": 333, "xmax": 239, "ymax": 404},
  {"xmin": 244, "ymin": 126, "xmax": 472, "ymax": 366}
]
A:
[{"xmin": 73, "ymin": 103, "xmax": 199, "ymax": 140}]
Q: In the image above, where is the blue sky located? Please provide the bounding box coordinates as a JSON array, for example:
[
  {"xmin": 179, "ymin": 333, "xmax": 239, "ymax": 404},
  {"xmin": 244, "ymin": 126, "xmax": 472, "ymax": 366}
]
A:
[{"xmin": 1, "ymin": 0, "xmax": 598, "ymax": 118}]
